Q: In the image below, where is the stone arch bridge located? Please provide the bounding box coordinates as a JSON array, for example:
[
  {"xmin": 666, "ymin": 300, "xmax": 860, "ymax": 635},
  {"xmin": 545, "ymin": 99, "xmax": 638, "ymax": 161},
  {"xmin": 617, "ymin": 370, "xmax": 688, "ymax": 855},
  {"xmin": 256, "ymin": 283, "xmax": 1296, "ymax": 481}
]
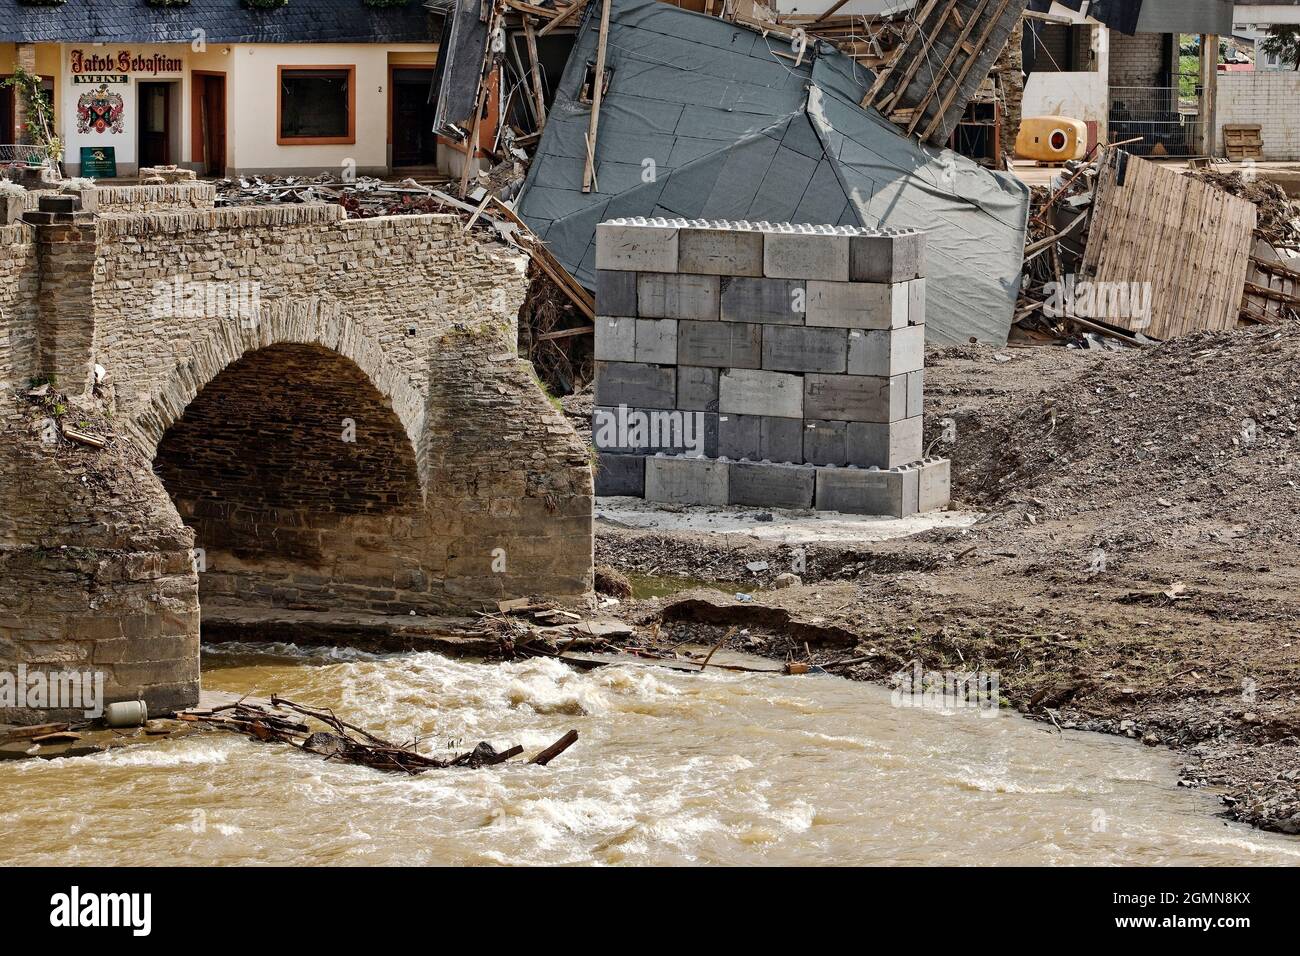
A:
[{"xmin": 0, "ymin": 187, "xmax": 593, "ymax": 719}]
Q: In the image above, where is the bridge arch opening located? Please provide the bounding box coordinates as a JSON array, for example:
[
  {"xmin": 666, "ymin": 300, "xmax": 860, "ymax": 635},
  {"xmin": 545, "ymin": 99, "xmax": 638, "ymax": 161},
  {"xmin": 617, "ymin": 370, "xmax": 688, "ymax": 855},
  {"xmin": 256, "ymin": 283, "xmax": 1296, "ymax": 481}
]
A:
[{"xmin": 153, "ymin": 342, "xmax": 439, "ymax": 628}]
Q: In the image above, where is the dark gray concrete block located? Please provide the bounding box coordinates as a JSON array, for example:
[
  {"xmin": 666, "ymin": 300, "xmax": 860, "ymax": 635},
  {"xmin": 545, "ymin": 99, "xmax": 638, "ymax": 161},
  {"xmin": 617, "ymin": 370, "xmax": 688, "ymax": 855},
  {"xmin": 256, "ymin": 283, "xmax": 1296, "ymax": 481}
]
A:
[
  {"xmin": 908, "ymin": 278, "xmax": 926, "ymax": 326},
  {"xmin": 728, "ymin": 460, "xmax": 816, "ymax": 509},
  {"xmin": 594, "ymin": 316, "xmax": 636, "ymax": 362},
  {"xmin": 635, "ymin": 318, "xmax": 678, "ymax": 364},
  {"xmin": 760, "ymin": 415, "xmax": 804, "ymax": 464},
  {"xmin": 677, "ymin": 365, "xmax": 719, "ymax": 411},
  {"xmin": 917, "ymin": 457, "xmax": 951, "ymax": 512},
  {"xmin": 595, "ymin": 362, "xmax": 677, "ymax": 410},
  {"xmin": 720, "ymin": 276, "xmax": 804, "ymax": 325},
  {"xmin": 595, "ymin": 453, "xmax": 645, "ymax": 497},
  {"xmin": 596, "ymin": 221, "xmax": 678, "ymax": 272},
  {"xmin": 764, "ymin": 231, "xmax": 850, "ymax": 281},
  {"xmin": 804, "ymin": 373, "xmax": 906, "ymax": 423},
  {"xmin": 846, "ymin": 416, "xmax": 923, "ymax": 469},
  {"xmin": 803, "ymin": 419, "xmax": 847, "ymax": 466},
  {"xmin": 596, "ymin": 269, "xmax": 639, "ymax": 317},
  {"xmin": 906, "ymin": 369, "xmax": 924, "ymax": 419},
  {"xmin": 846, "ymin": 325, "xmax": 925, "ymax": 377},
  {"xmin": 849, "ymin": 230, "xmax": 925, "ymax": 283},
  {"xmin": 761, "ymin": 325, "xmax": 848, "ymax": 373},
  {"xmin": 676, "ymin": 320, "xmax": 761, "ymax": 368},
  {"xmin": 593, "ymin": 405, "xmax": 717, "ymax": 457},
  {"xmin": 637, "ymin": 272, "xmax": 720, "ymax": 320},
  {"xmin": 719, "ymin": 368, "xmax": 804, "ymax": 418},
  {"xmin": 677, "ymin": 227, "xmax": 764, "ymax": 277},
  {"xmin": 805, "ymin": 280, "xmax": 907, "ymax": 330},
  {"xmin": 645, "ymin": 455, "xmax": 729, "ymax": 506},
  {"xmin": 718, "ymin": 413, "xmax": 760, "ymax": 460},
  {"xmin": 814, "ymin": 465, "xmax": 920, "ymax": 517}
]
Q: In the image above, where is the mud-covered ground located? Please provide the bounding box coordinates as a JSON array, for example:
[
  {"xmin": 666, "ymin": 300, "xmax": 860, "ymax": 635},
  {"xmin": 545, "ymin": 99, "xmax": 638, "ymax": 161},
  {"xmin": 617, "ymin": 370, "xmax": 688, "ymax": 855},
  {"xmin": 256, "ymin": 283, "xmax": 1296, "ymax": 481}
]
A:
[{"xmin": 573, "ymin": 327, "xmax": 1300, "ymax": 835}]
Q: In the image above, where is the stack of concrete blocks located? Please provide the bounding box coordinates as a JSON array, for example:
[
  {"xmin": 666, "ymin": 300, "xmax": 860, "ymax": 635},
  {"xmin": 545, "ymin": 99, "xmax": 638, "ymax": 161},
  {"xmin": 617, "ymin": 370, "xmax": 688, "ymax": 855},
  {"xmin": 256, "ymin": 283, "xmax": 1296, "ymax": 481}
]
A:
[{"xmin": 592, "ymin": 218, "xmax": 951, "ymax": 517}]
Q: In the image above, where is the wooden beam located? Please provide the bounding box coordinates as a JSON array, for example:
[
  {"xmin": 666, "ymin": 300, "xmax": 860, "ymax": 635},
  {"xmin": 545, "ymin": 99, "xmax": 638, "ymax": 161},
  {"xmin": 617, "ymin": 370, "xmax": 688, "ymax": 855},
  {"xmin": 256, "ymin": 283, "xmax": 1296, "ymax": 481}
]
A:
[
  {"xmin": 862, "ymin": 0, "xmax": 943, "ymax": 107},
  {"xmin": 523, "ymin": 15, "xmax": 547, "ymax": 131},
  {"xmin": 582, "ymin": 0, "xmax": 612, "ymax": 194},
  {"xmin": 906, "ymin": 0, "xmax": 994, "ymax": 137},
  {"xmin": 539, "ymin": 0, "xmax": 586, "ymax": 37},
  {"xmin": 920, "ymin": 0, "xmax": 1015, "ymax": 142},
  {"xmin": 810, "ymin": 0, "xmax": 852, "ymax": 26},
  {"xmin": 505, "ymin": 0, "xmax": 560, "ymax": 18},
  {"xmin": 866, "ymin": 0, "xmax": 954, "ymax": 113}
]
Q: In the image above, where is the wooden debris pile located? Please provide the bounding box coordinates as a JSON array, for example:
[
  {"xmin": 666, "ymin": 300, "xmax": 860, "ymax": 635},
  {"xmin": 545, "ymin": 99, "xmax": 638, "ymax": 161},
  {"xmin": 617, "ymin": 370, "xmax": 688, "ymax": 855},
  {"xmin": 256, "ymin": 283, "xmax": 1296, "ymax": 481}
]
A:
[
  {"xmin": 1016, "ymin": 146, "xmax": 1280, "ymax": 347},
  {"xmin": 178, "ymin": 695, "xmax": 578, "ymax": 773}
]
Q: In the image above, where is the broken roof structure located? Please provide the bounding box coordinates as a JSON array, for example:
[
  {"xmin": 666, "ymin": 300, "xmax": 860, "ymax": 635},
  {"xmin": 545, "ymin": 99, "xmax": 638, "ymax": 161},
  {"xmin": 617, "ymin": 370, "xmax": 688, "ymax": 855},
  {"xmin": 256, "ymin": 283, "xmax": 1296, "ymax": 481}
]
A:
[{"xmin": 516, "ymin": 0, "xmax": 1031, "ymax": 346}]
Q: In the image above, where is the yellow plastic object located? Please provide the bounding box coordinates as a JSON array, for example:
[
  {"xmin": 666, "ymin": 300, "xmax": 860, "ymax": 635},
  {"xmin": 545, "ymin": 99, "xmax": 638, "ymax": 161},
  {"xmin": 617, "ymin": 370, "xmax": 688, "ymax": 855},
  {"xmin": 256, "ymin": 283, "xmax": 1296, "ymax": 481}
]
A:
[{"xmin": 1016, "ymin": 116, "xmax": 1087, "ymax": 162}]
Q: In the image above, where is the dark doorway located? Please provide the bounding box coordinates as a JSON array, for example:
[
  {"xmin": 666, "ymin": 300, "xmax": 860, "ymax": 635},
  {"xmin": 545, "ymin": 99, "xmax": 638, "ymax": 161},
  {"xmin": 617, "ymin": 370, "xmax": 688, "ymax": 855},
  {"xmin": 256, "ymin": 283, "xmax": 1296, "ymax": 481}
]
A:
[
  {"xmin": 0, "ymin": 84, "xmax": 14, "ymax": 144},
  {"xmin": 191, "ymin": 72, "xmax": 227, "ymax": 175},
  {"xmin": 138, "ymin": 81, "xmax": 171, "ymax": 167},
  {"xmin": 391, "ymin": 68, "xmax": 437, "ymax": 167}
]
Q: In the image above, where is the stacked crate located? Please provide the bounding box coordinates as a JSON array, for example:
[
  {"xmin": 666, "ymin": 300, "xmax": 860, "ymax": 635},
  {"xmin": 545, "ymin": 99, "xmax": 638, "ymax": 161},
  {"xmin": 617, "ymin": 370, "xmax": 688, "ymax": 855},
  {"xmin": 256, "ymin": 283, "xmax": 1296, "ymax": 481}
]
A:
[{"xmin": 592, "ymin": 218, "xmax": 951, "ymax": 517}]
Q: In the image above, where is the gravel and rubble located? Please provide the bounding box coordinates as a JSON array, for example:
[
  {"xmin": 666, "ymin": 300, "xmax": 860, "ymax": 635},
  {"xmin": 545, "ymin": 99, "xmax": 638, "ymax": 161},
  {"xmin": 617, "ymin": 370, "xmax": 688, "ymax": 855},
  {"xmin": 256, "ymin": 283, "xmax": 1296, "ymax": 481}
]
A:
[{"xmin": 588, "ymin": 326, "xmax": 1300, "ymax": 835}]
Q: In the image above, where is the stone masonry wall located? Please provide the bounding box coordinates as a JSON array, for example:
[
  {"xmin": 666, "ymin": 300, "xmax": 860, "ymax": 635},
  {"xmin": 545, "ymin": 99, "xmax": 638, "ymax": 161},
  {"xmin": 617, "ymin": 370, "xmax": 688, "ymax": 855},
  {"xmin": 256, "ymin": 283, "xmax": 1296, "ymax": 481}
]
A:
[
  {"xmin": 0, "ymin": 225, "xmax": 38, "ymax": 390},
  {"xmin": 592, "ymin": 219, "xmax": 951, "ymax": 518}
]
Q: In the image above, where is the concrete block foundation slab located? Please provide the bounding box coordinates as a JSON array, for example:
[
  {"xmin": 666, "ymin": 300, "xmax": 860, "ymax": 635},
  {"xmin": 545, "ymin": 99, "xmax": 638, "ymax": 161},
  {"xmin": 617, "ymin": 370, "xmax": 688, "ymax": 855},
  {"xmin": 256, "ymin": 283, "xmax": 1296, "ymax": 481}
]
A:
[
  {"xmin": 815, "ymin": 464, "xmax": 920, "ymax": 518},
  {"xmin": 596, "ymin": 453, "xmax": 646, "ymax": 496},
  {"xmin": 729, "ymin": 460, "xmax": 815, "ymax": 509},
  {"xmin": 918, "ymin": 457, "xmax": 952, "ymax": 512},
  {"xmin": 645, "ymin": 455, "xmax": 729, "ymax": 506}
]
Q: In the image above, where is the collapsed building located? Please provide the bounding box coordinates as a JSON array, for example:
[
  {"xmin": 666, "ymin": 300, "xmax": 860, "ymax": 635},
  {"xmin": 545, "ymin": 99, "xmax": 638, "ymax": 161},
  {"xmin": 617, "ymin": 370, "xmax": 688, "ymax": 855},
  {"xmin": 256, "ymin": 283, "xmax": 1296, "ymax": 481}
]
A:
[{"xmin": 514, "ymin": 0, "xmax": 1032, "ymax": 346}]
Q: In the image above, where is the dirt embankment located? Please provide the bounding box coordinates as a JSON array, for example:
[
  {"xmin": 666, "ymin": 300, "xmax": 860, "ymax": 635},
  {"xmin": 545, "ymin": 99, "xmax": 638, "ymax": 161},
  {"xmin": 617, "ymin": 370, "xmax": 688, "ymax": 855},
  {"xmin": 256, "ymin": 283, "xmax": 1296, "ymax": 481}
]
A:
[{"xmin": 593, "ymin": 327, "xmax": 1300, "ymax": 834}]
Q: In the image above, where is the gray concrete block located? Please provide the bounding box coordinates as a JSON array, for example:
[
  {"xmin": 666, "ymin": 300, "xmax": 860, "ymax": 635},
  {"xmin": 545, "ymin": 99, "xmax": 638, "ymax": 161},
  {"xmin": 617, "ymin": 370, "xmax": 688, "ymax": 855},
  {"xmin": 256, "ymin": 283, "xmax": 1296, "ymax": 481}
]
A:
[
  {"xmin": 849, "ymin": 230, "xmax": 925, "ymax": 283},
  {"xmin": 596, "ymin": 269, "xmax": 638, "ymax": 316},
  {"xmin": 760, "ymin": 415, "xmax": 804, "ymax": 464},
  {"xmin": 638, "ymin": 272, "xmax": 720, "ymax": 321},
  {"xmin": 764, "ymin": 230, "xmax": 850, "ymax": 281},
  {"xmin": 846, "ymin": 416, "xmax": 923, "ymax": 469},
  {"xmin": 805, "ymin": 280, "xmax": 908, "ymax": 330},
  {"xmin": 677, "ymin": 365, "xmax": 719, "ymax": 411},
  {"xmin": 595, "ymin": 361, "xmax": 676, "ymax": 409},
  {"xmin": 917, "ymin": 457, "xmax": 951, "ymax": 512},
  {"xmin": 846, "ymin": 325, "xmax": 925, "ymax": 377},
  {"xmin": 719, "ymin": 368, "xmax": 804, "ymax": 418},
  {"xmin": 645, "ymin": 455, "xmax": 729, "ymax": 506},
  {"xmin": 677, "ymin": 320, "xmax": 761, "ymax": 368},
  {"xmin": 803, "ymin": 419, "xmax": 847, "ymax": 466},
  {"xmin": 761, "ymin": 325, "xmax": 848, "ymax": 374},
  {"xmin": 728, "ymin": 460, "xmax": 815, "ymax": 509},
  {"xmin": 677, "ymin": 227, "xmax": 764, "ymax": 277},
  {"xmin": 815, "ymin": 464, "xmax": 920, "ymax": 517},
  {"xmin": 720, "ymin": 276, "xmax": 805, "ymax": 325},
  {"xmin": 635, "ymin": 318, "xmax": 678, "ymax": 365},
  {"xmin": 718, "ymin": 413, "xmax": 760, "ymax": 460},
  {"xmin": 905, "ymin": 369, "xmax": 924, "ymax": 420},
  {"xmin": 908, "ymin": 278, "xmax": 926, "ymax": 327},
  {"xmin": 594, "ymin": 405, "xmax": 716, "ymax": 457},
  {"xmin": 804, "ymin": 373, "xmax": 906, "ymax": 423},
  {"xmin": 594, "ymin": 315, "xmax": 636, "ymax": 362},
  {"xmin": 596, "ymin": 220, "xmax": 679, "ymax": 272},
  {"xmin": 595, "ymin": 453, "xmax": 645, "ymax": 497}
]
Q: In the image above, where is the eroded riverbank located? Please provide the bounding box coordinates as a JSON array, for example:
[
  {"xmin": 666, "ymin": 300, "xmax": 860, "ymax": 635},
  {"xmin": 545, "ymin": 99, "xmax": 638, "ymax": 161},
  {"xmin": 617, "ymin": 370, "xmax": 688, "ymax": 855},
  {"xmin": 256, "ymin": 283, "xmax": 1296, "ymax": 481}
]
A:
[{"xmin": 1, "ymin": 643, "xmax": 1297, "ymax": 866}]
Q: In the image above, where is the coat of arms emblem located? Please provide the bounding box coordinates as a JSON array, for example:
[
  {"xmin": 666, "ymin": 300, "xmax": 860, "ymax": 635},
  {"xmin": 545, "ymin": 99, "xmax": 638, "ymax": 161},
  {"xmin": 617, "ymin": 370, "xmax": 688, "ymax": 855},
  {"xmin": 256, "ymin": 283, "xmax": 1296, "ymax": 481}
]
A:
[{"xmin": 76, "ymin": 84, "xmax": 125, "ymax": 135}]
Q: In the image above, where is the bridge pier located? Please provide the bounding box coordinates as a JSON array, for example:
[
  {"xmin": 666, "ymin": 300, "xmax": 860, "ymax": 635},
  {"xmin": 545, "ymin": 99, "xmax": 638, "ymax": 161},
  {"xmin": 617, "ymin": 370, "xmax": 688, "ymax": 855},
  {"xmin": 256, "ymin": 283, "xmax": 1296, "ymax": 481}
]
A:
[
  {"xmin": 25, "ymin": 195, "xmax": 98, "ymax": 398},
  {"xmin": 1, "ymin": 186, "xmax": 594, "ymax": 717}
]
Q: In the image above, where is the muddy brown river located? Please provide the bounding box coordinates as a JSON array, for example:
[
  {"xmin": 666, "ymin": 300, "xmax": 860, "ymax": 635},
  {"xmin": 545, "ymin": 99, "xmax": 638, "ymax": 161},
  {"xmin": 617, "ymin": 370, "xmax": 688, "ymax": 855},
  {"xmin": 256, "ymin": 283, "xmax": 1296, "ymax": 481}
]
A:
[{"xmin": 2, "ymin": 644, "xmax": 1297, "ymax": 866}]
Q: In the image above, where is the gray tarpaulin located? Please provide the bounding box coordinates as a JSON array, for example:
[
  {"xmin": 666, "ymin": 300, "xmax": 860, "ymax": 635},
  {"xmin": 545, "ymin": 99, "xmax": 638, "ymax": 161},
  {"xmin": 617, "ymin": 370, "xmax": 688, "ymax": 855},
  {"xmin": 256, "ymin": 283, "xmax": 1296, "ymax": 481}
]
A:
[{"xmin": 516, "ymin": 0, "xmax": 1030, "ymax": 346}]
